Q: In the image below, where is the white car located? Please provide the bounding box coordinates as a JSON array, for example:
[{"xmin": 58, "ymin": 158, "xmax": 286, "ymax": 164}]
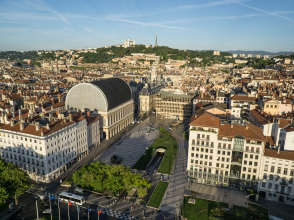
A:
[{"xmin": 43, "ymin": 209, "xmax": 51, "ymax": 214}]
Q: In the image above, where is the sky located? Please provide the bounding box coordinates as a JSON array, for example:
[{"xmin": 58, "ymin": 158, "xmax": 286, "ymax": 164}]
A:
[{"xmin": 0, "ymin": 0, "xmax": 294, "ymax": 52}]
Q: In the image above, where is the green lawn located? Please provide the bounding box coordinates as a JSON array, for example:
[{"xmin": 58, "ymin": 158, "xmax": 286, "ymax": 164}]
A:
[
  {"xmin": 233, "ymin": 204, "xmax": 269, "ymax": 220},
  {"xmin": 248, "ymin": 204, "xmax": 269, "ymax": 219},
  {"xmin": 181, "ymin": 196, "xmax": 228, "ymax": 220},
  {"xmin": 132, "ymin": 127, "xmax": 178, "ymax": 174},
  {"xmin": 148, "ymin": 181, "xmax": 169, "ymax": 208}
]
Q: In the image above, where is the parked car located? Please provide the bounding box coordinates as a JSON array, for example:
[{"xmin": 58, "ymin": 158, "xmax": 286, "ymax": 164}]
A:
[
  {"xmin": 38, "ymin": 194, "xmax": 46, "ymax": 200},
  {"xmin": 43, "ymin": 209, "xmax": 51, "ymax": 214},
  {"xmin": 111, "ymin": 155, "xmax": 123, "ymax": 164}
]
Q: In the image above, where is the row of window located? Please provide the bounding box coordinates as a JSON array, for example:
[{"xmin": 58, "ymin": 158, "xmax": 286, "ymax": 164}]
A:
[
  {"xmin": 265, "ymin": 158, "xmax": 294, "ymax": 167},
  {"xmin": 261, "ymin": 182, "xmax": 292, "ymax": 193},
  {"xmin": 263, "ymin": 173, "xmax": 293, "ymax": 183},
  {"xmin": 264, "ymin": 165, "xmax": 294, "ymax": 176},
  {"xmin": 265, "ymin": 104, "xmax": 278, "ymax": 109}
]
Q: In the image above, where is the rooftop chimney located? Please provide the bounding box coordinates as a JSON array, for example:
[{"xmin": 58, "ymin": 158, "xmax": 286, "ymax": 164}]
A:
[
  {"xmin": 18, "ymin": 109, "xmax": 22, "ymax": 119},
  {"xmin": 20, "ymin": 122, "xmax": 24, "ymax": 131},
  {"xmin": 245, "ymin": 125, "xmax": 249, "ymax": 130},
  {"xmin": 69, "ymin": 114, "xmax": 73, "ymax": 122},
  {"xmin": 278, "ymin": 119, "xmax": 281, "ymax": 124},
  {"xmin": 10, "ymin": 119, "xmax": 15, "ymax": 127},
  {"xmin": 231, "ymin": 124, "xmax": 233, "ymax": 128},
  {"xmin": 46, "ymin": 123, "xmax": 50, "ymax": 130},
  {"xmin": 36, "ymin": 122, "xmax": 40, "ymax": 131},
  {"xmin": 277, "ymin": 145, "xmax": 280, "ymax": 154}
]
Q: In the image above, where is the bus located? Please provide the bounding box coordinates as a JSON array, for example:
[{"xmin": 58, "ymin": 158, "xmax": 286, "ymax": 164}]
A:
[{"xmin": 59, "ymin": 192, "xmax": 85, "ymax": 205}]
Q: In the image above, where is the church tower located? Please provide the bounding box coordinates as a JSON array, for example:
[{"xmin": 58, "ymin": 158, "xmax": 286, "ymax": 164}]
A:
[
  {"xmin": 155, "ymin": 33, "xmax": 158, "ymax": 47},
  {"xmin": 151, "ymin": 66, "xmax": 157, "ymax": 82}
]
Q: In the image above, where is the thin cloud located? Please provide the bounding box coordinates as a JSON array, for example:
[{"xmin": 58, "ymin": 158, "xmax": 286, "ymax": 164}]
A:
[
  {"xmin": 232, "ymin": 0, "xmax": 294, "ymax": 23},
  {"xmin": 107, "ymin": 18, "xmax": 204, "ymax": 33},
  {"xmin": 84, "ymin": 27, "xmax": 95, "ymax": 33},
  {"xmin": 160, "ymin": 10, "xmax": 294, "ymax": 25},
  {"xmin": 163, "ymin": 0, "xmax": 248, "ymax": 13},
  {"xmin": 22, "ymin": 0, "xmax": 72, "ymax": 25}
]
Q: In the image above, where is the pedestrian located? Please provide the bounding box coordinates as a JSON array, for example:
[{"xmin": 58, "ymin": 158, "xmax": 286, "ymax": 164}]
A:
[
  {"xmin": 131, "ymin": 206, "xmax": 133, "ymax": 210},
  {"xmin": 163, "ymin": 215, "xmax": 165, "ymax": 219},
  {"xmin": 225, "ymin": 191, "xmax": 227, "ymax": 197}
]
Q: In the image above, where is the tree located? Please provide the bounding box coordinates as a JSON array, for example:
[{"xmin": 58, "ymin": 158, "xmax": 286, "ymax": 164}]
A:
[
  {"xmin": 0, "ymin": 159, "xmax": 32, "ymax": 205},
  {"xmin": 0, "ymin": 187, "xmax": 9, "ymax": 204},
  {"xmin": 72, "ymin": 161, "xmax": 151, "ymax": 197}
]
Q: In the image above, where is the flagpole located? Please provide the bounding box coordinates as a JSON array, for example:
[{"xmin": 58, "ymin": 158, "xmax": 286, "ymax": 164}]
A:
[
  {"xmin": 35, "ymin": 197, "xmax": 39, "ymax": 220},
  {"xmin": 77, "ymin": 205, "xmax": 79, "ymax": 220},
  {"xmin": 58, "ymin": 196, "xmax": 60, "ymax": 220},
  {"xmin": 88, "ymin": 206, "xmax": 89, "ymax": 220},
  {"xmin": 49, "ymin": 193, "xmax": 52, "ymax": 220},
  {"xmin": 68, "ymin": 201, "xmax": 70, "ymax": 220}
]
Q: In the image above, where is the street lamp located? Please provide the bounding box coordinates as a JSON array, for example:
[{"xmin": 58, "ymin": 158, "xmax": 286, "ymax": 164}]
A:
[{"xmin": 35, "ymin": 196, "xmax": 40, "ymax": 220}]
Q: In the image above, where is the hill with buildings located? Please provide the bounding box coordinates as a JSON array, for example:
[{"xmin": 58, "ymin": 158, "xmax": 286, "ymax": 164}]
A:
[
  {"xmin": 224, "ymin": 50, "xmax": 293, "ymax": 56},
  {"xmin": 0, "ymin": 45, "xmax": 233, "ymax": 66}
]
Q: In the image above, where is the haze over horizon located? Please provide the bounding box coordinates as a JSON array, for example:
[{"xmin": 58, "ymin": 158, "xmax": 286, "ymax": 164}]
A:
[{"xmin": 1, "ymin": 0, "xmax": 294, "ymax": 52}]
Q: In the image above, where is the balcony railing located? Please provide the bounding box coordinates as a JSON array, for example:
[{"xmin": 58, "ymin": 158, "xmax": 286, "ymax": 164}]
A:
[
  {"xmin": 197, "ymin": 137, "xmax": 210, "ymax": 141},
  {"xmin": 280, "ymin": 181, "xmax": 288, "ymax": 186}
]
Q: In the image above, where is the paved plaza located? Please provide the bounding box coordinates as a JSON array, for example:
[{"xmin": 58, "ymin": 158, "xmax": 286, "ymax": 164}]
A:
[{"xmin": 96, "ymin": 121, "xmax": 159, "ymax": 168}]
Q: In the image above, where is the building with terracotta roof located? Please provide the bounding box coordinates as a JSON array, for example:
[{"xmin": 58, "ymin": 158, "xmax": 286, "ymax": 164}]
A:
[
  {"xmin": 188, "ymin": 113, "xmax": 266, "ymax": 190},
  {"xmin": 0, "ymin": 113, "xmax": 87, "ymax": 183},
  {"xmin": 231, "ymin": 94, "xmax": 257, "ymax": 120},
  {"xmin": 259, "ymin": 147, "xmax": 294, "ymax": 204}
]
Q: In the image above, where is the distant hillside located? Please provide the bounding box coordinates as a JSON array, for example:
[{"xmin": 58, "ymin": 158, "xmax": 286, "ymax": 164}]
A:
[{"xmin": 224, "ymin": 50, "xmax": 293, "ymax": 56}]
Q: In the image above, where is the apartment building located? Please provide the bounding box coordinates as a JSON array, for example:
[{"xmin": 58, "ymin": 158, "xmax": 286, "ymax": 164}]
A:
[
  {"xmin": 154, "ymin": 91, "xmax": 195, "ymax": 120},
  {"xmin": 259, "ymin": 148, "xmax": 294, "ymax": 204},
  {"xmin": 0, "ymin": 115, "xmax": 80, "ymax": 183},
  {"xmin": 86, "ymin": 112, "xmax": 100, "ymax": 151},
  {"xmin": 187, "ymin": 113, "xmax": 266, "ymax": 190},
  {"xmin": 231, "ymin": 94, "xmax": 257, "ymax": 120},
  {"xmin": 264, "ymin": 99, "xmax": 280, "ymax": 115}
]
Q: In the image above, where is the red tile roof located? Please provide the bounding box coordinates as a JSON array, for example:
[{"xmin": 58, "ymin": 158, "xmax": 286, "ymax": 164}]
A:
[
  {"xmin": 231, "ymin": 95, "xmax": 256, "ymax": 101},
  {"xmin": 264, "ymin": 148, "xmax": 294, "ymax": 160},
  {"xmin": 218, "ymin": 124, "xmax": 266, "ymax": 141},
  {"xmin": 189, "ymin": 113, "xmax": 220, "ymax": 128}
]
